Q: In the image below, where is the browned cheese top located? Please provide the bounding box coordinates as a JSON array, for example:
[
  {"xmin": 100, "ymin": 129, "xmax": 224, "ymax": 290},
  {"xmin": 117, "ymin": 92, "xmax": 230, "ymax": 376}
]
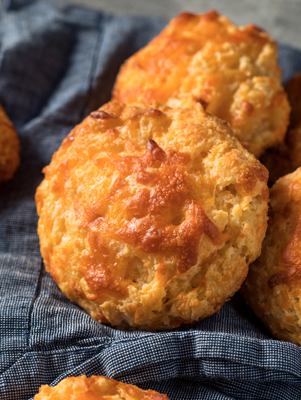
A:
[
  {"xmin": 36, "ymin": 101, "xmax": 269, "ymax": 329},
  {"xmin": 268, "ymin": 172, "xmax": 301, "ymax": 288},
  {"xmin": 242, "ymin": 166, "xmax": 301, "ymax": 345},
  {"xmin": 113, "ymin": 11, "xmax": 273, "ymax": 104},
  {"xmin": 34, "ymin": 375, "xmax": 170, "ymax": 400},
  {"xmin": 113, "ymin": 10, "xmax": 290, "ymax": 157}
]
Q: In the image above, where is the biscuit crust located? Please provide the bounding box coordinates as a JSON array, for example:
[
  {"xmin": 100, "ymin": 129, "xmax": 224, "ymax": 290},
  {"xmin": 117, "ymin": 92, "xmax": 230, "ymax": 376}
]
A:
[
  {"xmin": 0, "ymin": 104, "xmax": 20, "ymax": 183},
  {"xmin": 243, "ymin": 168, "xmax": 301, "ymax": 345},
  {"xmin": 34, "ymin": 375, "xmax": 169, "ymax": 400},
  {"xmin": 261, "ymin": 73, "xmax": 301, "ymax": 185},
  {"xmin": 36, "ymin": 101, "xmax": 269, "ymax": 330},
  {"xmin": 113, "ymin": 11, "xmax": 290, "ymax": 157}
]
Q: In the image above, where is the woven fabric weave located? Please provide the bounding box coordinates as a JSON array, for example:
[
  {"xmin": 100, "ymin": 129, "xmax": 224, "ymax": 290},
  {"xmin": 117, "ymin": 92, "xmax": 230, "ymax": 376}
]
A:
[{"xmin": 0, "ymin": 1, "xmax": 301, "ymax": 399}]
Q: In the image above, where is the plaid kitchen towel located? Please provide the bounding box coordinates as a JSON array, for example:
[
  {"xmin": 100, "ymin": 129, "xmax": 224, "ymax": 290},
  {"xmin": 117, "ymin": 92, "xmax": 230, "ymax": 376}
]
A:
[{"xmin": 1, "ymin": 1, "xmax": 301, "ymax": 399}]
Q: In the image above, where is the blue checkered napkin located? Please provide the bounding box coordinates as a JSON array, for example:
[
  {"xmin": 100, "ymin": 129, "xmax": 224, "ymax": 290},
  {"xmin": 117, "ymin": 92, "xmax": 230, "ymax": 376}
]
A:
[{"xmin": 0, "ymin": 1, "xmax": 301, "ymax": 399}]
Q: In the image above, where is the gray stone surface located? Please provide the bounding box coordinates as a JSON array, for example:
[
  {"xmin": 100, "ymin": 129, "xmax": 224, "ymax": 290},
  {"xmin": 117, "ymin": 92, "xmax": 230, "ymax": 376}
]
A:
[{"xmin": 60, "ymin": 0, "xmax": 301, "ymax": 50}]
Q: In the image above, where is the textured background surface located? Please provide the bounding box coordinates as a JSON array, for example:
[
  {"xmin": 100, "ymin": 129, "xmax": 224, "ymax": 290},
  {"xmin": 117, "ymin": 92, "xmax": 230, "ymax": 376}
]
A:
[{"xmin": 59, "ymin": 0, "xmax": 301, "ymax": 50}]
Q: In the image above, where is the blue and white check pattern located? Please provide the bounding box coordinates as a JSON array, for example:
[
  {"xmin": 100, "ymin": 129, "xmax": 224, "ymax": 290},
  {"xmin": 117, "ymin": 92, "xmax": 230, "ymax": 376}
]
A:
[{"xmin": 0, "ymin": 1, "xmax": 301, "ymax": 399}]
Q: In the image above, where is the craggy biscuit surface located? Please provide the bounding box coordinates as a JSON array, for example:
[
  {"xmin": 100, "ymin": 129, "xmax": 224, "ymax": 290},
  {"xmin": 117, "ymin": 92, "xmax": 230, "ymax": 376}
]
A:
[
  {"xmin": 261, "ymin": 73, "xmax": 301, "ymax": 185},
  {"xmin": 243, "ymin": 168, "xmax": 301, "ymax": 345},
  {"xmin": 113, "ymin": 11, "xmax": 290, "ymax": 157},
  {"xmin": 36, "ymin": 101, "xmax": 269, "ymax": 330},
  {"xmin": 0, "ymin": 104, "xmax": 20, "ymax": 183},
  {"xmin": 34, "ymin": 375, "xmax": 169, "ymax": 400}
]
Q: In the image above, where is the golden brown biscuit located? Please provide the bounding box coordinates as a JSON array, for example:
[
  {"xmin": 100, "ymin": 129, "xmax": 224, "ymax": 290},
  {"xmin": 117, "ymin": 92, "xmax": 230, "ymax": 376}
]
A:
[
  {"xmin": 112, "ymin": 11, "xmax": 290, "ymax": 158},
  {"xmin": 243, "ymin": 167, "xmax": 301, "ymax": 345},
  {"xmin": 0, "ymin": 103, "xmax": 20, "ymax": 183},
  {"xmin": 36, "ymin": 101, "xmax": 269, "ymax": 330},
  {"xmin": 34, "ymin": 375, "xmax": 170, "ymax": 400},
  {"xmin": 261, "ymin": 73, "xmax": 301, "ymax": 185}
]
